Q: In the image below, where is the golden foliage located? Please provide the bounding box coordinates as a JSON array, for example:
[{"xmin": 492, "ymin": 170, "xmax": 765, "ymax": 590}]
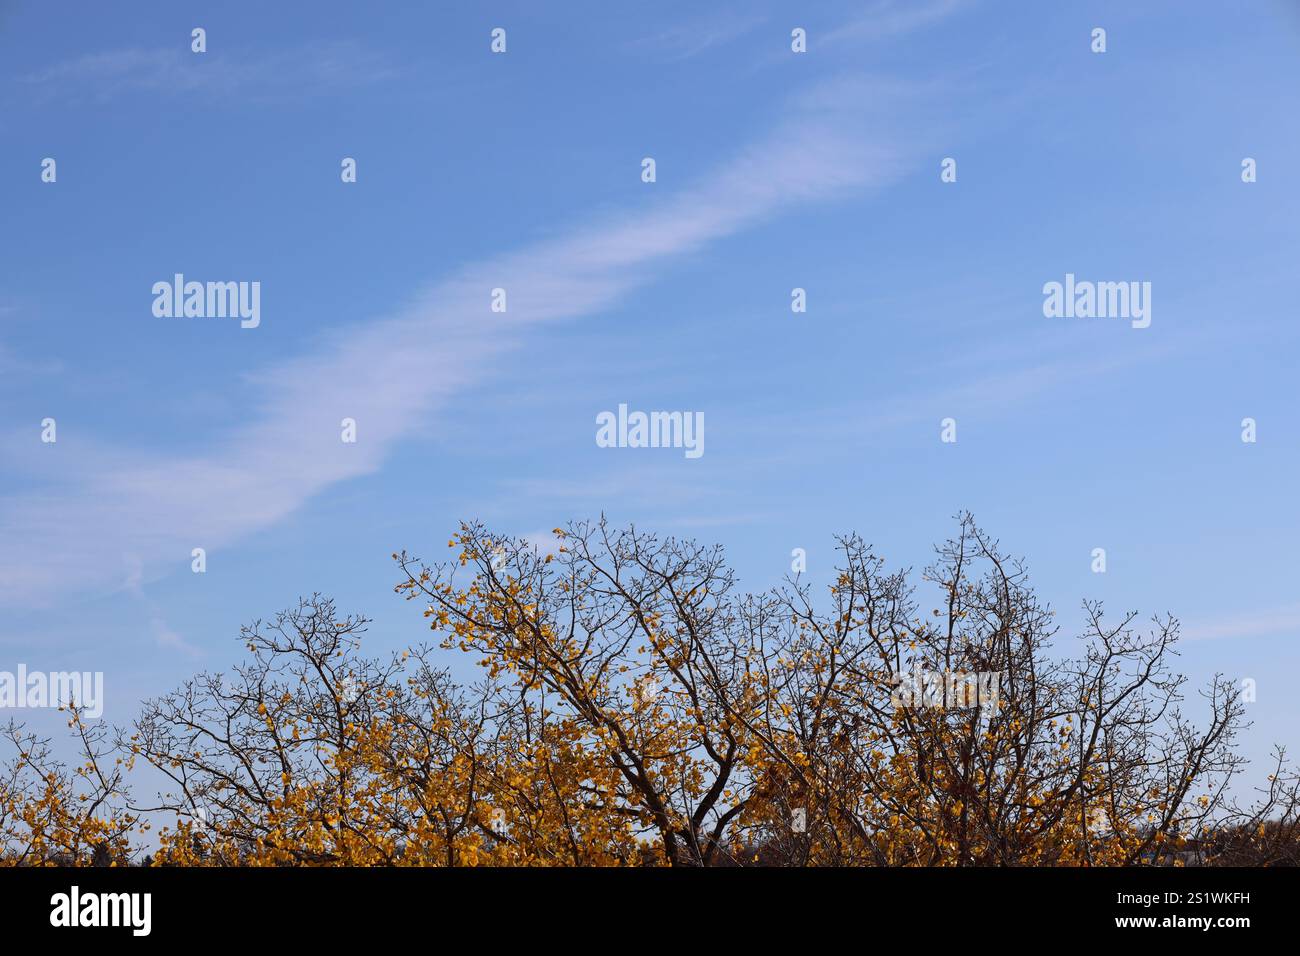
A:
[{"xmin": 4, "ymin": 516, "xmax": 1298, "ymax": 867}]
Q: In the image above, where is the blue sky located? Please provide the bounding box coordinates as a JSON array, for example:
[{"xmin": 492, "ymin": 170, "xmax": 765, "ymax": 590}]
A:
[{"xmin": 3, "ymin": 0, "xmax": 1300, "ymax": 789}]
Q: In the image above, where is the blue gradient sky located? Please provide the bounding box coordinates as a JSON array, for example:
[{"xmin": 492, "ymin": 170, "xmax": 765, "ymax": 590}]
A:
[{"xmin": 3, "ymin": 0, "xmax": 1299, "ymax": 789}]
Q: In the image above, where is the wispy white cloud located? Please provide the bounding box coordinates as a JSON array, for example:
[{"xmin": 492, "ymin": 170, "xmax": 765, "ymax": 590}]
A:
[
  {"xmin": 1181, "ymin": 605, "xmax": 1300, "ymax": 643},
  {"xmin": 123, "ymin": 556, "xmax": 203, "ymax": 658},
  {"xmin": 711, "ymin": 330, "xmax": 1181, "ymax": 466},
  {"xmin": 16, "ymin": 40, "xmax": 399, "ymax": 104},
  {"xmin": 628, "ymin": 11, "xmax": 769, "ymax": 61},
  {"xmin": 823, "ymin": 0, "xmax": 974, "ymax": 48},
  {"xmin": 517, "ymin": 529, "xmax": 565, "ymax": 558},
  {"xmin": 0, "ymin": 342, "xmax": 61, "ymax": 379},
  {"xmin": 0, "ymin": 72, "xmax": 919, "ymax": 610}
]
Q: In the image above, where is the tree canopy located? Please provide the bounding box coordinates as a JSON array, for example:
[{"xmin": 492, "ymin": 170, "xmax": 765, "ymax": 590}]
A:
[{"xmin": 4, "ymin": 515, "xmax": 1297, "ymax": 866}]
